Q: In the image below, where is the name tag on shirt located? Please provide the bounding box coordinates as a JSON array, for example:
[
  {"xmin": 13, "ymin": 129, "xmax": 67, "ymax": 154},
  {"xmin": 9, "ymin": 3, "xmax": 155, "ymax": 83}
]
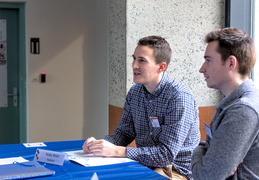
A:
[
  {"xmin": 204, "ymin": 122, "xmax": 212, "ymax": 138},
  {"xmin": 150, "ymin": 117, "xmax": 160, "ymax": 127}
]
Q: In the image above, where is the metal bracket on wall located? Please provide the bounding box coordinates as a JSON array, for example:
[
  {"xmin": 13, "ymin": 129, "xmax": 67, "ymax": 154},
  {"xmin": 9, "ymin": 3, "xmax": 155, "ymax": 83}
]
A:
[{"xmin": 7, "ymin": 87, "xmax": 18, "ymax": 107}]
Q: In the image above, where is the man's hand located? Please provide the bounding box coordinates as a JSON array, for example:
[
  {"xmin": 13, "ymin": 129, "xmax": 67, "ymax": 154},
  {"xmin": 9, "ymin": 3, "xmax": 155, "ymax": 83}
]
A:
[
  {"xmin": 82, "ymin": 137, "xmax": 126, "ymax": 157},
  {"xmin": 82, "ymin": 137, "xmax": 96, "ymax": 154}
]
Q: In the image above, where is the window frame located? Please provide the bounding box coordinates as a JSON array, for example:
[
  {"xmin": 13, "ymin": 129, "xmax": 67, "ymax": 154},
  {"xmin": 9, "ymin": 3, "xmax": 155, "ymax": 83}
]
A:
[{"xmin": 225, "ymin": 0, "xmax": 256, "ymax": 79}]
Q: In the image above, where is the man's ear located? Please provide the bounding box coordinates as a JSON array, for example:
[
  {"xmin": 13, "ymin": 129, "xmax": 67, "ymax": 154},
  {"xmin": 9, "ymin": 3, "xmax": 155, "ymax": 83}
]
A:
[
  {"xmin": 159, "ymin": 62, "xmax": 167, "ymax": 72},
  {"xmin": 228, "ymin": 55, "xmax": 239, "ymax": 71}
]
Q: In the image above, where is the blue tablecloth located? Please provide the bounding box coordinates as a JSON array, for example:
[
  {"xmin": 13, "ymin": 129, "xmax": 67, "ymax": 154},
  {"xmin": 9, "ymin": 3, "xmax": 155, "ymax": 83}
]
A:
[{"xmin": 0, "ymin": 140, "xmax": 168, "ymax": 180}]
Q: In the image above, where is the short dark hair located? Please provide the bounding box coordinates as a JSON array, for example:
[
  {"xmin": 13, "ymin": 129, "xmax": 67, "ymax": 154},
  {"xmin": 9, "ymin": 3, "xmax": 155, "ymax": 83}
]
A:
[
  {"xmin": 138, "ymin": 36, "xmax": 172, "ymax": 69},
  {"xmin": 205, "ymin": 27, "xmax": 256, "ymax": 76}
]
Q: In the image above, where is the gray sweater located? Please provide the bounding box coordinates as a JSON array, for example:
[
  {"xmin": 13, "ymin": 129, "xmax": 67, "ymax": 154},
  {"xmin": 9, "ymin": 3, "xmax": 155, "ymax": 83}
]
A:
[{"xmin": 191, "ymin": 80, "xmax": 259, "ymax": 180}]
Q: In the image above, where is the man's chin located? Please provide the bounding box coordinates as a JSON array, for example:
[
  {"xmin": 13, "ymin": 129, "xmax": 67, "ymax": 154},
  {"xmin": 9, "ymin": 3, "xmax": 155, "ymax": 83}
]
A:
[
  {"xmin": 206, "ymin": 83, "xmax": 214, "ymax": 89},
  {"xmin": 133, "ymin": 79, "xmax": 141, "ymax": 84}
]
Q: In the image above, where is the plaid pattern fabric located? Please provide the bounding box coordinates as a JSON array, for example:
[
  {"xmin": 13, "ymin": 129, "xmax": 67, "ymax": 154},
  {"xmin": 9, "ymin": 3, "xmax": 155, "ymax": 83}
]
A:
[{"xmin": 105, "ymin": 74, "xmax": 200, "ymax": 179}]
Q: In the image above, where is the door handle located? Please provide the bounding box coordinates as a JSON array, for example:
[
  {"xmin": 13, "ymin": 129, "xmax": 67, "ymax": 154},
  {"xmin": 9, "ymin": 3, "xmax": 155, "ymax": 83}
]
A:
[{"xmin": 7, "ymin": 87, "xmax": 18, "ymax": 107}]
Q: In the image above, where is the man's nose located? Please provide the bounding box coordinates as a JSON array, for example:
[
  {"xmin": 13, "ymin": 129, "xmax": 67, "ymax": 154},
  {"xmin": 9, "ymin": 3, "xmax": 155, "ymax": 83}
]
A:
[
  {"xmin": 199, "ymin": 63, "xmax": 205, "ymax": 73},
  {"xmin": 132, "ymin": 60, "xmax": 138, "ymax": 69}
]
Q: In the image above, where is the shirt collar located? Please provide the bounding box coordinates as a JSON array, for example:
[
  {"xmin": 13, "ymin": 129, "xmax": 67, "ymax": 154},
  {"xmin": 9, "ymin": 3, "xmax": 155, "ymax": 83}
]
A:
[
  {"xmin": 217, "ymin": 79, "xmax": 254, "ymax": 110},
  {"xmin": 143, "ymin": 73, "xmax": 169, "ymax": 98}
]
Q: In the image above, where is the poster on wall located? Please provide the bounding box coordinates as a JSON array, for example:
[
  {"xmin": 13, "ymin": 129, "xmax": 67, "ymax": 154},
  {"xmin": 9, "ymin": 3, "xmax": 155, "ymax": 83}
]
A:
[{"xmin": 0, "ymin": 19, "xmax": 8, "ymax": 107}]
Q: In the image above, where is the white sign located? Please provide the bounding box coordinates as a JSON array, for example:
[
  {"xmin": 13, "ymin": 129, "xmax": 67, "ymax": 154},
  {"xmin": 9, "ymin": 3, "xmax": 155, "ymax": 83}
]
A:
[
  {"xmin": 0, "ymin": 19, "xmax": 7, "ymax": 107},
  {"xmin": 34, "ymin": 148, "xmax": 66, "ymax": 166},
  {"xmin": 23, "ymin": 142, "xmax": 47, "ymax": 148}
]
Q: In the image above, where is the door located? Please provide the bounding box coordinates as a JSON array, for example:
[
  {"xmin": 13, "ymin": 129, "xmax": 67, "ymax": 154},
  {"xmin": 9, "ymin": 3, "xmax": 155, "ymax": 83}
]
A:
[{"xmin": 0, "ymin": 3, "xmax": 26, "ymax": 144}]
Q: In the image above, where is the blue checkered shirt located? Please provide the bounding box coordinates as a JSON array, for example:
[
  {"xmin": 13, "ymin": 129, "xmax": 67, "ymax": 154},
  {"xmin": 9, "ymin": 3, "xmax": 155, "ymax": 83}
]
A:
[{"xmin": 105, "ymin": 74, "xmax": 200, "ymax": 179}]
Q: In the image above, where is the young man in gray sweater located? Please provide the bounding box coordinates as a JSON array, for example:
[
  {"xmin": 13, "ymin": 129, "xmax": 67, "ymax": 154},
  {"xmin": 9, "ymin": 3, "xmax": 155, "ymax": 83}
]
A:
[{"xmin": 191, "ymin": 27, "xmax": 259, "ymax": 179}]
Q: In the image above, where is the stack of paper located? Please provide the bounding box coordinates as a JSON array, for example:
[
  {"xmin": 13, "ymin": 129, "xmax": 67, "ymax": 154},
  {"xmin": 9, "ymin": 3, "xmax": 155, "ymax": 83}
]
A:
[{"xmin": 65, "ymin": 150, "xmax": 134, "ymax": 167}]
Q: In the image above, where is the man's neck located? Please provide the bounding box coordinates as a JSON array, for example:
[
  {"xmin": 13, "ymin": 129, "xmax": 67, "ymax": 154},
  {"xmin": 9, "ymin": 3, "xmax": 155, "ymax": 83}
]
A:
[
  {"xmin": 222, "ymin": 76, "xmax": 248, "ymax": 97},
  {"xmin": 144, "ymin": 73, "xmax": 164, "ymax": 94}
]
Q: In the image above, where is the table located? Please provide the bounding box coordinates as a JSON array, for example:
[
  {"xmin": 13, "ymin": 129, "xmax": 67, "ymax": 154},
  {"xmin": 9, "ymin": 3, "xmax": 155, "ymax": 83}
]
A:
[{"xmin": 0, "ymin": 140, "xmax": 168, "ymax": 180}]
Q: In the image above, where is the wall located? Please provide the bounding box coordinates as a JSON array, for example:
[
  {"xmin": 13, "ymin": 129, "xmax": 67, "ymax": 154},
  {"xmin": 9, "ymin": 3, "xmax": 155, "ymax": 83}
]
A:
[
  {"xmin": 27, "ymin": 0, "xmax": 109, "ymax": 142},
  {"xmin": 2, "ymin": 0, "xmax": 109, "ymax": 142}
]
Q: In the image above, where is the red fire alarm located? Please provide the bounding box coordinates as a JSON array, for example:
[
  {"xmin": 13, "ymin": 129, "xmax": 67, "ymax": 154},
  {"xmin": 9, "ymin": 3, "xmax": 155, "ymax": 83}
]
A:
[{"xmin": 40, "ymin": 73, "xmax": 46, "ymax": 83}]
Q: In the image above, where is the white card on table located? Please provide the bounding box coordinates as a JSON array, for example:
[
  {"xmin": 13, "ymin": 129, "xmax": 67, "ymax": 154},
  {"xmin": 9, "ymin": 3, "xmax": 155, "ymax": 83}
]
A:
[
  {"xmin": 34, "ymin": 148, "xmax": 66, "ymax": 166},
  {"xmin": 23, "ymin": 142, "xmax": 46, "ymax": 148}
]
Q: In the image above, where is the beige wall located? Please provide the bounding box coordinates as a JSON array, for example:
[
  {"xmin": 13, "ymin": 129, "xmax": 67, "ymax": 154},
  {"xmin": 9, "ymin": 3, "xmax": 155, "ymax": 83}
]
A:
[
  {"xmin": 26, "ymin": 0, "xmax": 109, "ymax": 142},
  {"xmin": 2, "ymin": 0, "xmax": 109, "ymax": 142}
]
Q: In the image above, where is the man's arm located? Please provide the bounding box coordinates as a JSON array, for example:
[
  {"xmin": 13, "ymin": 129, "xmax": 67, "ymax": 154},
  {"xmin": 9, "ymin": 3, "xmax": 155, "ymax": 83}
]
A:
[{"xmin": 191, "ymin": 105, "xmax": 258, "ymax": 180}]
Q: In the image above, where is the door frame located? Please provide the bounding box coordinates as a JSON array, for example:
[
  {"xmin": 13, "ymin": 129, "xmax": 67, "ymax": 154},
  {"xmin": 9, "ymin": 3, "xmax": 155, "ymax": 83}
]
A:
[{"xmin": 0, "ymin": 3, "xmax": 27, "ymax": 143}]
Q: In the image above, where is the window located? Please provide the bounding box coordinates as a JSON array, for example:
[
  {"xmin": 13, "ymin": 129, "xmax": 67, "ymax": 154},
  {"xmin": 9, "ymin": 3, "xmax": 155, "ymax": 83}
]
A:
[
  {"xmin": 253, "ymin": 0, "xmax": 259, "ymax": 87},
  {"xmin": 226, "ymin": 0, "xmax": 259, "ymax": 87}
]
